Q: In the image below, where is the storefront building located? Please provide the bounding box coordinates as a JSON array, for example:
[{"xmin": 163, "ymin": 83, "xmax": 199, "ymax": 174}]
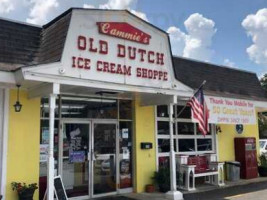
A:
[{"xmin": 0, "ymin": 8, "xmax": 267, "ymax": 200}]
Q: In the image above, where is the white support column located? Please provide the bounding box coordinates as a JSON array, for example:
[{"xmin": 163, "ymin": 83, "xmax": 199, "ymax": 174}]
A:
[
  {"xmin": 169, "ymin": 104, "xmax": 176, "ymax": 191},
  {"xmin": 0, "ymin": 89, "xmax": 9, "ymax": 199},
  {"xmin": 47, "ymin": 83, "xmax": 59, "ymax": 200},
  {"xmin": 166, "ymin": 103, "xmax": 183, "ymax": 200}
]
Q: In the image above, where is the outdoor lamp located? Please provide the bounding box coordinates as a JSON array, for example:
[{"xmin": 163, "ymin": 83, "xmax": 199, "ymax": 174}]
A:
[{"xmin": 14, "ymin": 84, "xmax": 22, "ymax": 112}]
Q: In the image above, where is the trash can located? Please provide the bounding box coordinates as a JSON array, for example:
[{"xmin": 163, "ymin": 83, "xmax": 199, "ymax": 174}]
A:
[{"xmin": 225, "ymin": 161, "xmax": 241, "ymax": 181}]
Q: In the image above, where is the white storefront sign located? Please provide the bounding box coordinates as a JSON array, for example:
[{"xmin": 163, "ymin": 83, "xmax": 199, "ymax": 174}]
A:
[
  {"xmin": 60, "ymin": 10, "xmax": 175, "ymax": 89},
  {"xmin": 206, "ymin": 96, "xmax": 256, "ymax": 124}
]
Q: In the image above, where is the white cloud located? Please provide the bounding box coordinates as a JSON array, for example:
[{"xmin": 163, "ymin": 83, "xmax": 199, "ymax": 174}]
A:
[
  {"xmin": 83, "ymin": 4, "xmax": 95, "ymax": 9},
  {"xmin": 130, "ymin": 9, "xmax": 148, "ymax": 21},
  {"xmin": 99, "ymin": 0, "xmax": 134, "ymax": 9},
  {"xmin": 26, "ymin": 0, "xmax": 59, "ymax": 25},
  {"xmin": 87, "ymin": 0, "xmax": 148, "ymax": 21},
  {"xmin": 223, "ymin": 59, "xmax": 237, "ymax": 68},
  {"xmin": 167, "ymin": 26, "xmax": 186, "ymax": 56},
  {"xmin": 0, "ymin": 0, "xmax": 15, "ymax": 14},
  {"xmin": 242, "ymin": 8, "xmax": 267, "ymax": 66},
  {"xmin": 24, "ymin": 0, "xmax": 146, "ymax": 25},
  {"xmin": 168, "ymin": 13, "xmax": 216, "ymax": 61}
]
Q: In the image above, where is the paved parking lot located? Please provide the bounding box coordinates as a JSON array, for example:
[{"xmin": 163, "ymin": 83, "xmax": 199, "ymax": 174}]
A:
[{"xmin": 184, "ymin": 181, "xmax": 267, "ymax": 200}]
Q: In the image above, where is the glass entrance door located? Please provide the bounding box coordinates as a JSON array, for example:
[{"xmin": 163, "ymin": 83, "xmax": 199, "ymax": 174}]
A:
[
  {"xmin": 61, "ymin": 122, "xmax": 90, "ymax": 198},
  {"xmin": 92, "ymin": 122, "xmax": 117, "ymax": 196},
  {"xmin": 60, "ymin": 121, "xmax": 119, "ymax": 199}
]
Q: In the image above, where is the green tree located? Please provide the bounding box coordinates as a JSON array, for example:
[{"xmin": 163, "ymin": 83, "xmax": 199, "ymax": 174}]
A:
[
  {"xmin": 259, "ymin": 73, "xmax": 267, "ymax": 138},
  {"xmin": 260, "ymin": 74, "xmax": 267, "ymax": 91}
]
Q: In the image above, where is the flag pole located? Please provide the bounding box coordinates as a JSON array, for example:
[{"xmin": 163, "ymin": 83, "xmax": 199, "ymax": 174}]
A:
[{"xmin": 176, "ymin": 80, "xmax": 207, "ymax": 118}]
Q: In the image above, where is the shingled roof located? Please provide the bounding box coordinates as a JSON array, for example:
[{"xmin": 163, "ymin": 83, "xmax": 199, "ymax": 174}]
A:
[
  {"xmin": 0, "ymin": 18, "xmax": 41, "ymax": 71},
  {"xmin": 0, "ymin": 10, "xmax": 72, "ymax": 71},
  {"xmin": 173, "ymin": 56, "xmax": 267, "ymax": 101},
  {"xmin": 0, "ymin": 9, "xmax": 266, "ymax": 101}
]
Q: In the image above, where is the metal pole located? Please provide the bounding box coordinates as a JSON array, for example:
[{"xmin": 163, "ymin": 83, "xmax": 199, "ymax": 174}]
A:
[
  {"xmin": 47, "ymin": 93, "xmax": 56, "ymax": 200},
  {"xmin": 169, "ymin": 104, "xmax": 177, "ymax": 191},
  {"xmin": 176, "ymin": 80, "xmax": 207, "ymax": 118}
]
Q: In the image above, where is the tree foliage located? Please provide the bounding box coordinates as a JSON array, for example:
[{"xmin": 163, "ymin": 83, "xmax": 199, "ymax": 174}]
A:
[{"xmin": 260, "ymin": 74, "xmax": 267, "ymax": 91}]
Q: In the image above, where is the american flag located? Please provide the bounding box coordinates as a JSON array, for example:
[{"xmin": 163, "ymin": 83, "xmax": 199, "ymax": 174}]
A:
[{"xmin": 187, "ymin": 87, "xmax": 209, "ymax": 136}]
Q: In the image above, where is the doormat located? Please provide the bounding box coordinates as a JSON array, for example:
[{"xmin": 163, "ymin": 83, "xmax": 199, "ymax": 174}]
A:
[{"xmin": 93, "ymin": 196, "xmax": 136, "ymax": 200}]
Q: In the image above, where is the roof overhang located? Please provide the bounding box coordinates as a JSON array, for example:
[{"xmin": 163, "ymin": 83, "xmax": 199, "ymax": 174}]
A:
[{"xmin": 0, "ymin": 71, "xmax": 16, "ymax": 88}]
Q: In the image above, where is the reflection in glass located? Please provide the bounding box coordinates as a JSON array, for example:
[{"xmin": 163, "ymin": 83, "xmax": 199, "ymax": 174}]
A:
[
  {"xmin": 197, "ymin": 139, "xmax": 212, "ymax": 151},
  {"xmin": 158, "ymin": 156, "xmax": 170, "ymax": 168},
  {"xmin": 158, "ymin": 139, "xmax": 170, "ymax": 152},
  {"xmin": 93, "ymin": 124, "xmax": 116, "ymax": 195},
  {"xmin": 178, "ymin": 122, "xmax": 194, "ymax": 135},
  {"xmin": 197, "ymin": 124, "xmax": 212, "ymax": 135},
  {"xmin": 178, "ymin": 139, "xmax": 195, "ymax": 152},
  {"xmin": 40, "ymin": 98, "xmax": 60, "ymax": 118},
  {"xmin": 157, "ymin": 105, "xmax": 169, "ymax": 118},
  {"xmin": 62, "ymin": 123, "xmax": 89, "ymax": 197},
  {"xmin": 176, "ymin": 106, "xmax": 191, "ymax": 119},
  {"xmin": 61, "ymin": 96, "xmax": 117, "ymax": 119},
  {"xmin": 119, "ymin": 100, "xmax": 132, "ymax": 120},
  {"xmin": 119, "ymin": 121, "xmax": 132, "ymax": 189},
  {"xmin": 157, "ymin": 121, "xmax": 169, "ymax": 135}
]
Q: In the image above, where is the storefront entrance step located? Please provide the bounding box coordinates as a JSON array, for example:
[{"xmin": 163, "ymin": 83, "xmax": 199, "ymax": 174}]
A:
[
  {"xmin": 182, "ymin": 176, "xmax": 267, "ymax": 194},
  {"xmin": 183, "ymin": 179, "xmax": 267, "ymax": 200},
  {"xmin": 123, "ymin": 192, "xmax": 172, "ymax": 200},
  {"xmin": 92, "ymin": 196, "xmax": 136, "ymax": 200}
]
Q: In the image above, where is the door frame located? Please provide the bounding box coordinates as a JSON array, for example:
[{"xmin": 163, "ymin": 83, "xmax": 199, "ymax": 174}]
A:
[
  {"xmin": 59, "ymin": 119, "xmax": 92, "ymax": 200},
  {"xmin": 59, "ymin": 118, "xmax": 121, "ymax": 199},
  {"xmin": 91, "ymin": 120, "xmax": 118, "ymax": 198}
]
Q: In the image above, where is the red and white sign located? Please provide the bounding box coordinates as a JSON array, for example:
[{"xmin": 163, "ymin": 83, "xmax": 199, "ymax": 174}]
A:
[
  {"xmin": 97, "ymin": 22, "xmax": 151, "ymax": 45},
  {"xmin": 59, "ymin": 10, "xmax": 174, "ymax": 90},
  {"xmin": 206, "ymin": 96, "xmax": 256, "ymax": 124}
]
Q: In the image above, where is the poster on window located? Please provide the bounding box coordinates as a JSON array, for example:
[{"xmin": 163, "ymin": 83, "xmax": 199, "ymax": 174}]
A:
[
  {"xmin": 40, "ymin": 144, "xmax": 49, "ymax": 163},
  {"xmin": 206, "ymin": 96, "xmax": 256, "ymax": 124},
  {"xmin": 69, "ymin": 127, "xmax": 82, "ymax": 151},
  {"xmin": 69, "ymin": 151, "xmax": 85, "ymax": 163},
  {"xmin": 41, "ymin": 127, "xmax": 49, "ymax": 144}
]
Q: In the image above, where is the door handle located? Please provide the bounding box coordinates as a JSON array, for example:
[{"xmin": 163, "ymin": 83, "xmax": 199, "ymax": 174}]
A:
[{"xmin": 91, "ymin": 151, "xmax": 96, "ymax": 161}]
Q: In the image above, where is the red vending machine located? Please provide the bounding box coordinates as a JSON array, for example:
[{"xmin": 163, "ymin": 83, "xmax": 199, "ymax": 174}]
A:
[{"xmin": 234, "ymin": 137, "xmax": 258, "ymax": 179}]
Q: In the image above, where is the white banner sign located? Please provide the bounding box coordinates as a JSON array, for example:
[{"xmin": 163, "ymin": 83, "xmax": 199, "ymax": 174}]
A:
[{"xmin": 206, "ymin": 96, "xmax": 256, "ymax": 124}]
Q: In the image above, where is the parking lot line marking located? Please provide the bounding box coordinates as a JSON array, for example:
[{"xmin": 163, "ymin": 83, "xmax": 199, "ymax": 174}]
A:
[{"xmin": 225, "ymin": 194, "xmax": 244, "ymax": 199}]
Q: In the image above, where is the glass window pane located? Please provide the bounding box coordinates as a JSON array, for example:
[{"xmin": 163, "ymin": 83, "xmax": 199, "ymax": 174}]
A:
[
  {"xmin": 40, "ymin": 119, "xmax": 59, "ymax": 177},
  {"xmin": 157, "ymin": 105, "xmax": 169, "ymax": 118},
  {"xmin": 178, "ymin": 139, "xmax": 195, "ymax": 152},
  {"xmin": 158, "ymin": 139, "xmax": 170, "ymax": 153},
  {"xmin": 176, "ymin": 106, "xmax": 191, "ymax": 119},
  {"xmin": 40, "ymin": 98, "xmax": 60, "ymax": 118},
  {"xmin": 119, "ymin": 121, "xmax": 132, "ymax": 189},
  {"xmin": 197, "ymin": 139, "xmax": 212, "ymax": 151},
  {"xmin": 61, "ymin": 96, "xmax": 117, "ymax": 119},
  {"xmin": 119, "ymin": 100, "xmax": 132, "ymax": 120},
  {"xmin": 157, "ymin": 121, "xmax": 169, "ymax": 135},
  {"xmin": 197, "ymin": 124, "xmax": 212, "ymax": 135},
  {"xmin": 62, "ymin": 123, "xmax": 89, "ymax": 197},
  {"xmin": 177, "ymin": 122, "xmax": 194, "ymax": 135},
  {"xmin": 260, "ymin": 141, "xmax": 266, "ymax": 148},
  {"xmin": 158, "ymin": 156, "xmax": 170, "ymax": 168}
]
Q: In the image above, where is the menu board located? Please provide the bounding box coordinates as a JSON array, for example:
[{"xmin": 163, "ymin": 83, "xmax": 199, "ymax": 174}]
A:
[{"xmin": 54, "ymin": 176, "xmax": 68, "ymax": 200}]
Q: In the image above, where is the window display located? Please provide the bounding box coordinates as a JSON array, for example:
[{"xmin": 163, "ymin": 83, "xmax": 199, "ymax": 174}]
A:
[{"xmin": 156, "ymin": 105, "xmax": 215, "ymax": 167}]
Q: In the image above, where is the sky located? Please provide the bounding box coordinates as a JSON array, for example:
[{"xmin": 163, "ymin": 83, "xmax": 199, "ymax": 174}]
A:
[{"xmin": 1, "ymin": 0, "xmax": 267, "ymax": 77}]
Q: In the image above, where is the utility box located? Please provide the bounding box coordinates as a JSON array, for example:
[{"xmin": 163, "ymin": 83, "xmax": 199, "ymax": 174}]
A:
[{"xmin": 225, "ymin": 161, "xmax": 240, "ymax": 181}]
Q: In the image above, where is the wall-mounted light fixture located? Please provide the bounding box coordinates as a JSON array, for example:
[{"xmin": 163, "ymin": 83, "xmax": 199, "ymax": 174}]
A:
[
  {"xmin": 13, "ymin": 84, "xmax": 22, "ymax": 112},
  {"xmin": 216, "ymin": 125, "xmax": 222, "ymax": 134}
]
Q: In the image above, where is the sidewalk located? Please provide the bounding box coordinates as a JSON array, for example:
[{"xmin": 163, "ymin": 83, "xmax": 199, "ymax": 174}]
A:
[
  {"xmin": 184, "ymin": 178, "xmax": 267, "ymax": 200},
  {"xmin": 120, "ymin": 177, "xmax": 267, "ymax": 200}
]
